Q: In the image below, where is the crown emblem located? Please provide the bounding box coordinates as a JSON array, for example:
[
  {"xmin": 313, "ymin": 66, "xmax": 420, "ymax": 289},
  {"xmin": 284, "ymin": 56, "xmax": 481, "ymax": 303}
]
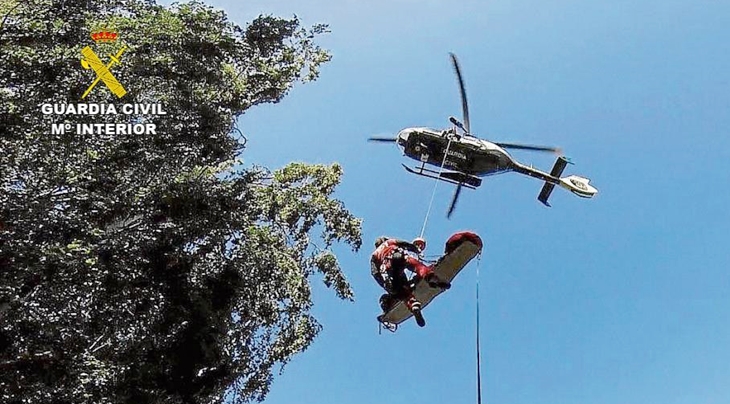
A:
[{"xmin": 90, "ymin": 29, "xmax": 118, "ymax": 43}]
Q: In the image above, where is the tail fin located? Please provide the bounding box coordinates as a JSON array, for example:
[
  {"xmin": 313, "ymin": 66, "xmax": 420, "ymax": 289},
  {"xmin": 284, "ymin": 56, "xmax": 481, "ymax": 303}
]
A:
[{"xmin": 537, "ymin": 156, "xmax": 570, "ymax": 206}]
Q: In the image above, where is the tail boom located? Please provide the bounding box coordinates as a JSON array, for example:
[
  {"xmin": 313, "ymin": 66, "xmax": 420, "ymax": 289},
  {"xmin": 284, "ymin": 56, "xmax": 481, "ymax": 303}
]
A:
[{"xmin": 514, "ymin": 157, "xmax": 598, "ymax": 206}]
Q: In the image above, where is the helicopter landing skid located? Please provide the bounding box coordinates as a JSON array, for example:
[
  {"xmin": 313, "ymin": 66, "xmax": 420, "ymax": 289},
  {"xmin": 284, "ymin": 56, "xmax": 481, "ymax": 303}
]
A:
[{"xmin": 402, "ymin": 164, "xmax": 481, "ymax": 188}]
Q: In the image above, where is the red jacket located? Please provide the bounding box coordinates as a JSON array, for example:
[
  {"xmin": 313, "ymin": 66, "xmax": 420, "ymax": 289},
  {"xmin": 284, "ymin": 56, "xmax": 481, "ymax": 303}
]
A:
[{"xmin": 371, "ymin": 239, "xmax": 419, "ymax": 266}]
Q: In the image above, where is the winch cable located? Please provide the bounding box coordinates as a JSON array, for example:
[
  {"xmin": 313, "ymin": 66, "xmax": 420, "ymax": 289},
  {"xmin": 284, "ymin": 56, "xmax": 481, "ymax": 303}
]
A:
[
  {"xmin": 418, "ymin": 136, "xmax": 455, "ymax": 239},
  {"xmin": 475, "ymin": 252, "xmax": 483, "ymax": 404}
]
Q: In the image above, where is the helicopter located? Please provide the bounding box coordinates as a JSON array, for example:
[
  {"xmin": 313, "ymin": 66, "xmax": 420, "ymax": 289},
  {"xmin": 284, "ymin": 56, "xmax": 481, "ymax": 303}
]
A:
[{"xmin": 369, "ymin": 53, "xmax": 598, "ymax": 217}]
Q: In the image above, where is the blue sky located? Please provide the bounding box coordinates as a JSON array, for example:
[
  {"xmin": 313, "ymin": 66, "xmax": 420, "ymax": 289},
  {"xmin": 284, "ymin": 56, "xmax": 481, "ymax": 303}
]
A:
[{"xmin": 168, "ymin": 1, "xmax": 730, "ymax": 403}]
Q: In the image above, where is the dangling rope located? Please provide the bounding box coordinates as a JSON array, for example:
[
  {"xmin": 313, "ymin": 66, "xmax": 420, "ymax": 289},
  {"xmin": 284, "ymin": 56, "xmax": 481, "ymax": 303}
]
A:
[
  {"xmin": 419, "ymin": 136, "xmax": 455, "ymax": 239},
  {"xmin": 475, "ymin": 252, "xmax": 483, "ymax": 404}
]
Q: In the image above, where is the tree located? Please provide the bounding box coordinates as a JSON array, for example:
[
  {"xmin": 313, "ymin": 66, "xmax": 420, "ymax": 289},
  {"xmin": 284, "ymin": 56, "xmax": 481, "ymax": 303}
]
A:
[{"xmin": 0, "ymin": 1, "xmax": 362, "ymax": 403}]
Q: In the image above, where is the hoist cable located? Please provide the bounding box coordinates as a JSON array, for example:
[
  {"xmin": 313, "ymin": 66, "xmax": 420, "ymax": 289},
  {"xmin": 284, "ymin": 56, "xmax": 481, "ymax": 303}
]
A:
[
  {"xmin": 419, "ymin": 136, "xmax": 454, "ymax": 239},
  {"xmin": 476, "ymin": 253, "xmax": 483, "ymax": 404}
]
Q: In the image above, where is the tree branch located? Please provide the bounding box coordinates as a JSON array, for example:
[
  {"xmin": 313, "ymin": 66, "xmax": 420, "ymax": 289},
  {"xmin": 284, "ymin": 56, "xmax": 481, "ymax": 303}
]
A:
[{"xmin": 0, "ymin": 1, "xmax": 21, "ymax": 44}]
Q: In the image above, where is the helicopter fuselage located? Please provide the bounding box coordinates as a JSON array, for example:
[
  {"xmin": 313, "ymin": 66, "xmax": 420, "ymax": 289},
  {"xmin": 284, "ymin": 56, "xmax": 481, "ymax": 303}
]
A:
[
  {"xmin": 369, "ymin": 52, "xmax": 597, "ymax": 215},
  {"xmin": 396, "ymin": 127, "xmax": 515, "ymax": 177}
]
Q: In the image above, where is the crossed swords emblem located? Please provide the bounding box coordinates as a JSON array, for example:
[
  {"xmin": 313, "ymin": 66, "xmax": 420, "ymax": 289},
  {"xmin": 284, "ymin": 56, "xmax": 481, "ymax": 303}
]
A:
[{"xmin": 80, "ymin": 45, "xmax": 127, "ymax": 99}]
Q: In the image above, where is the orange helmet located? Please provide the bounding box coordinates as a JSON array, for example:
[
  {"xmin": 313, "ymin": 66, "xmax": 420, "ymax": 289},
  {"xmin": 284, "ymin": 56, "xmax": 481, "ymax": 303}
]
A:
[{"xmin": 412, "ymin": 237, "xmax": 426, "ymax": 251}]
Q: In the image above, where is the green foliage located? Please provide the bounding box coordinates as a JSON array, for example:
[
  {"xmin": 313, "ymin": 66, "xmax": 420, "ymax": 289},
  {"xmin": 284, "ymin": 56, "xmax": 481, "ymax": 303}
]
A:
[{"xmin": 0, "ymin": 1, "xmax": 360, "ymax": 403}]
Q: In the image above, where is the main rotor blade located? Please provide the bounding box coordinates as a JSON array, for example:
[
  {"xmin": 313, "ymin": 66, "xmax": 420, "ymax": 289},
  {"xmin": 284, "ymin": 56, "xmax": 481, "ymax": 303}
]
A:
[
  {"xmin": 450, "ymin": 53, "xmax": 470, "ymax": 135},
  {"xmin": 368, "ymin": 137, "xmax": 398, "ymax": 143},
  {"xmin": 447, "ymin": 183, "xmax": 463, "ymax": 219},
  {"xmin": 494, "ymin": 142, "xmax": 562, "ymax": 154}
]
